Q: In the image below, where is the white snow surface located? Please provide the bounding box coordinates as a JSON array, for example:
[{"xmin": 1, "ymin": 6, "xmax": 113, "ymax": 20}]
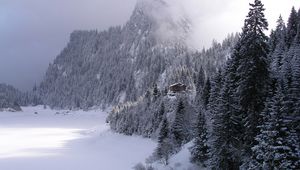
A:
[
  {"xmin": 151, "ymin": 142, "xmax": 199, "ymax": 170},
  {"xmin": 0, "ymin": 106, "xmax": 156, "ymax": 170}
]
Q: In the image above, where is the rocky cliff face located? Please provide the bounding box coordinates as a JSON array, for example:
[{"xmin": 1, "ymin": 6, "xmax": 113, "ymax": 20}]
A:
[{"xmin": 38, "ymin": 0, "xmax": 237, "ymax": 109}]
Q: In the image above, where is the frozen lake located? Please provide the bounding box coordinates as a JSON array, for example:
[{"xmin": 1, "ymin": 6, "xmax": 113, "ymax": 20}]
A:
[
  {"xmin": 0, "ymin": 106, "xmax": 156, "ymax": 170},
  {"xmin": 0, "ymin": 127, "xmax": 82, "ymax": 158}
]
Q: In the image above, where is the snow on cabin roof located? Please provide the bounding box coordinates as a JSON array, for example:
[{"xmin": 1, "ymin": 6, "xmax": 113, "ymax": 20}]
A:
[
  {"xmin": 169, "ymin": 83, "xmax": 187, "ymax": 92},
  {"xmin": 170, "ymin": 83, "xmax": 185, "ymax": 87}
]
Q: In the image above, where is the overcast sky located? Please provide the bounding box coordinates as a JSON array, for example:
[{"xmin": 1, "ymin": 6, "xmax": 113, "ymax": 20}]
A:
[{"xmin": 0, "ymin": 0, "xmax": 299, "ymax": 91}]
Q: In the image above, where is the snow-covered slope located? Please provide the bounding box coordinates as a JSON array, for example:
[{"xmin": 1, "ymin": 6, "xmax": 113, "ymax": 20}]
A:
[
  {"xmin": 0, "ymin": 106, "xmax": 156, "ymax": 170},
  {"xmin": 152, "ymin": 142, "xmax": 198, "ymax": 170},
  {"xmin": 133, "ymin": 142, "xmax": 203, "ymax": 170}
]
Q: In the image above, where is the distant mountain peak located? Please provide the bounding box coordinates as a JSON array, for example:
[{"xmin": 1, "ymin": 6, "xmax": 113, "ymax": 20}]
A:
[
  {"xmin": 128, "ymin": 0, "xmax": 192, "ymax": 46},
  {"xmin": 135, "ymin": 0, "xmax": 168, "ymax": 11}
]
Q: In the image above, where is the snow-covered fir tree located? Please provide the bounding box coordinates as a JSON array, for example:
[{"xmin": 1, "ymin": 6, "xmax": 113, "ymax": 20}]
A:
[
  {"xmin": 270, "ymin": 15, "xmax": 287, "ymax": 75},
  {"xmin": 207, "ymin": 70, "xmax": 223, "ymax": 120},
  {"xmin": 210, "ymin": 62, "xmax": 243, "ymax": 169},
  {"xmin": 235, "ymin": 0, "xmax": 270, "ymax": 153},
  {"xmin": 201, "ymin": 78, "xmax": 211, "ymax": 109},
  {"xmin": 286, "ymin": 7, "xmax": 298, "ymax": 48},
  {"xmin": 152, "ymin": 102, "xmax": 165, "ymax": 133},
  {"xmin": 189, "ymin": 109, "xmax": 209, "ymax": 167},
  {"xmin": 155, "ymin": 116, "xmax": 173, "ymax": 165},
  {"xmin": 250, "ymin": 83, "xmax": 299, "ymax": 169},
  {"xmin": 195, "ymin": 66, "xmax": 206, "ymax": 105},
  {"xmin": 171, "ymin": 99, "xmax": 186, "ymax": 148}
]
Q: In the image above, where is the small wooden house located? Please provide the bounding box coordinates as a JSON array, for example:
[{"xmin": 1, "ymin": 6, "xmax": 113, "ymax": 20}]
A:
[{"xmin": 169, "ymin": 83, "xmax": 186, "ymax": 93}]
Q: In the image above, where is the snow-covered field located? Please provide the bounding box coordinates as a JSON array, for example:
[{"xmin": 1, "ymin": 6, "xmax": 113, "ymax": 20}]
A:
[{"xmin": 0, "ymin": 106, "xmax": 156, "ymax": 170}]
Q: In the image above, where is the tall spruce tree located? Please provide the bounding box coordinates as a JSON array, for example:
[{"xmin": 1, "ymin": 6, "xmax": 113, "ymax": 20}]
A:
[
  {"xmin": 270, "ymin": 15, "xmax": 287, "ymax": 74},
  {"xmin": 189, "ymin": 109, "xmax": 209, "ymax": 167},
  {"xmin": 235, "ymin": 0, "xmax": 269, "ymax": 151},
  {"xmin": 154, "ymin": 102, "xmax": 165, "ymax": 131},
  {"xmin": 207, "ymin": 70, "xmax": 223, "ymax": 118},
  {"xmin": 286, "ymin": 7, "xmax": 298, "ymax": 47},
  {"xmin": 196, "ymin": 66, "xmax": 205, "ymax": 92},
  {"xmin": 281, "ymin": 47, "xmax": 295, "ymax": 128},
  {"xmin": 156, "ymin": 116, "xmax": 173, "ymax": 165},
  {"xmin": 211, "ymin": 62, "xmax": 242, "ymax": 170},
  {"xmin": 201, "ymin": 78, "xmax": 211, "ymax": 110},
  {"xmin": 269, "ymin": 15, "xmax": 286, "ymax": 53},
  {"xmin": 211, "ymin": 1, "xmax": 270, "ymax": 167},
  {"xmin": 195, "ymin": 66, "xmax": 206, "ymax": 105},
  {"xmin": 282, "ymin": 39, "xmax": 300, "ymax": 119},
  {"xmin": 153, "ymin": 83, "xmax": 160, "ymax": 100},
  {"xmin": 171, "ymin": 99, "xmax": 186, "ymax": 148}
]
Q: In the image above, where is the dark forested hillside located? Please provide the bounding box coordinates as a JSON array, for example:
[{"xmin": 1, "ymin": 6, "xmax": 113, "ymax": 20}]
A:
[
  {"xmin": 37, "ymin": 0, "xmax": 238, "ymax": 110},
  {"xmin": 0, "ymin": 83, "xmax": 41, "ymax": 111},
  {"xmin": 0, "ymin": 84, "xmax": 23, "ymax": 111}
]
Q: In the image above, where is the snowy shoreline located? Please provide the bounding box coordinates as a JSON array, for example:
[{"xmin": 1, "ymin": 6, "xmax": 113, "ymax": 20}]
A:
[{"xmin": 0, "ymin": 106, "xmax": 156, "ymax": 170}]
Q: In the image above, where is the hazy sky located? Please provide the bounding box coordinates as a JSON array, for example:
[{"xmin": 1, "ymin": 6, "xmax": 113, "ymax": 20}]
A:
[
  {"xmin": 0, "ymin": 0, "xmax": 137, "ymax": 91},
  {"xmin": 0, "ymin": 0, "xmax": 299, "ymax": 91}
]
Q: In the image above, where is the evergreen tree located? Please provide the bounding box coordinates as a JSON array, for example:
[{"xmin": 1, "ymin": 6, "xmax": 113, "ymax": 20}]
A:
[
  {"xmin": 269, "ymin": 30, "xmax": 277, "ymax": 52},
  {"xmin": 197, "ymin": 66, "xmax": 205, "ymax": 90},
  {"xmin": 190, "ymin": 109, "xmax": 209, "ymax": 167},
  {"xmin": 153, "ymin": 83, "xmax": 160, "ymax": 100},
  {"xmin": 281, "ymin": 49, "xmax": 294, "ymax": 120},
  {"xmin": 269, "ymin": 15, "xmax": 286, "ymax": 53},
  {"xmin": 211, "ymin": 64, "xmax": 242, "ymax": 170},
  {"xmin": 250, "ymin": 84, "xmax": 299, "ymax": 169},
  {"xmin": 207, "ymin": 70, "xmax": 223, "ymax": 118},
  {"xmin": 171, "ymin": 99, "xmax": 186, "ymax": 148},
  {"xmin": 153, "ymin": 102, "xmax": 165, "ymax": 132},
  {"xmin": 210, "ymin": 1, "xmax": 270, "ymax": 167},
  {"xmin": 286, "ymin": 7, "xmax": 298, "ymax": 47},
  {"xmin": 270, "ymin": 15, "xmax": 287, "ymax": 74},
  {"xmin": 291, "ymin": 43, "xmax": 300, "ymax": 115},
  {"xmin": 145, "ymin": 89, "xmax": 151, "ymax": 106},
  {"xmin": 156, "ymin": 116, "xmax": 172, "ymax": 165},
  {"xmin": 235, "ymin": 0, "xmax": 269, "ymax": 151},
  {"xmin": 281, "ymin": 42, "xmax": 299, "ymax": 123},
  {"xmin": 195, "ymin": 66, "xmax": 206, "ymax": 105},
  {"xmin": 201, "ymin": 78, "xmax": 211, "ymax": 110},
  {"xmin": 158, "ymin": 117, "xmax": 169, "ymax": 146},
  {"xmin": 289, "ymin": 39, "xmax": 300, "ymax": 166}
]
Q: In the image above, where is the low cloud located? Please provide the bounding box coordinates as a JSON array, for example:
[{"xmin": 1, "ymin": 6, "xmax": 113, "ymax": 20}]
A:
[{"xmin": 144, "ymin": 0, "xmax": 300, "ymax": 49}]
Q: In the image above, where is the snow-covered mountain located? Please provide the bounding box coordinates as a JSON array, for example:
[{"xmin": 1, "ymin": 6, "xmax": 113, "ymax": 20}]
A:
[{"xmin": 37, "ymin": 0, "xmax": 237, "ymax": 109}]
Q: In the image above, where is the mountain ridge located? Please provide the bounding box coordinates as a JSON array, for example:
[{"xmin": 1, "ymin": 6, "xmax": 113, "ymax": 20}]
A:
[{"xmin": 36, "ymin": 0, "xmax": 237, "ymax": 109}]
